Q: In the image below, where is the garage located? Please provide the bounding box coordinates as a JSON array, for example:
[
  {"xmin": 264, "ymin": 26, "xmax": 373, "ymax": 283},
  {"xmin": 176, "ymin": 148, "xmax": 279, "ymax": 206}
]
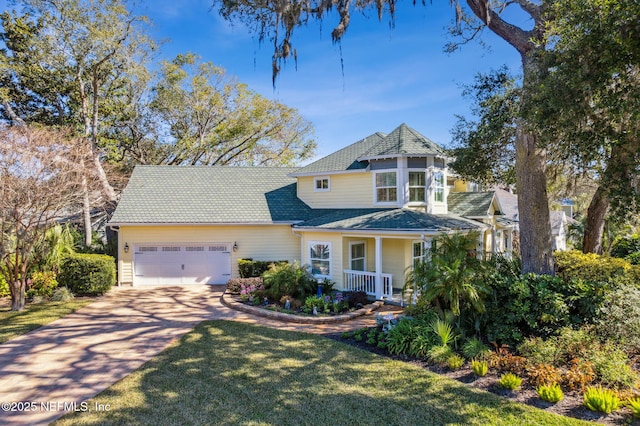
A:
[{"xmin": 133, "ymin": 243, "xmax": 231, "ymax": 285}]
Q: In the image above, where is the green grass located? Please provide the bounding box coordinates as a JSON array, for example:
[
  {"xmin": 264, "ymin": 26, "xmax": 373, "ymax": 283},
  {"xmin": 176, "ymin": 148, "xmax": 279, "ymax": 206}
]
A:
[
  {"xmin": 0, "ymin": 299, "xmax": 93, "ymax": 343},
  {"xmin": 55, "ymin": 321, "xmax": 590, "ymax": 426}
]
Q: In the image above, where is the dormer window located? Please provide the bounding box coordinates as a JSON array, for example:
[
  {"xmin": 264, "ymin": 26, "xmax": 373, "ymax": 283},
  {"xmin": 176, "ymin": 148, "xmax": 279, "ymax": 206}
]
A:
[
  {"xmin": 314, "ymin": 176, "xmax": 330, "ymax": 192},
  {"xmin": 375, "ymin": 171, "xmax": 397, "ymax": 203}
]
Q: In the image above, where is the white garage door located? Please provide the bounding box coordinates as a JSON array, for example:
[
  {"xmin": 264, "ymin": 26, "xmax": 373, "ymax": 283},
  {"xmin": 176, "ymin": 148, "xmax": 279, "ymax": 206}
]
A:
[{"xmin": 133, "ymin": 243, "xmax": 231, "ymax": 285}]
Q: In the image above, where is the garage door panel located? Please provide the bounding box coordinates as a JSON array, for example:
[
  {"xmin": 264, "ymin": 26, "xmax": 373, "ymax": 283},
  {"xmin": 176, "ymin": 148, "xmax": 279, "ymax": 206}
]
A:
[{"xmin": 133, "ymin": 243, "xmax": 231, "ymax": 285}]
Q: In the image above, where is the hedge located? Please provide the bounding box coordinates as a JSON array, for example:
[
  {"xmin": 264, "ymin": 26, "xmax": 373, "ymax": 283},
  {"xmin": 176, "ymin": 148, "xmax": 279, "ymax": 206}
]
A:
[
  {"xmin": 554, "ymin": 250, "xmax": 632, "ymax": 284},
  {"xmin": 0, "ymin": 274, "xmax": 9, "ymax": 298},
  {"xmin": 226, "ymin": 277, "xmax": 264, "ymax": 295},
  {"xmin": 238, "ymin": 258, "xmax": 288, "ymax": 278},
  {"xmin": 59, "ymin": 253, "xmax": 116, "ymax": 296}
]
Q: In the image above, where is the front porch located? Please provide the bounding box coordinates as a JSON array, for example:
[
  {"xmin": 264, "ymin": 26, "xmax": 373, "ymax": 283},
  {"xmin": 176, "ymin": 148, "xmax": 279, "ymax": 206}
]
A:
[{"xmin": 343, "ymin": 269, "xmax": 393, "ymax": 299}]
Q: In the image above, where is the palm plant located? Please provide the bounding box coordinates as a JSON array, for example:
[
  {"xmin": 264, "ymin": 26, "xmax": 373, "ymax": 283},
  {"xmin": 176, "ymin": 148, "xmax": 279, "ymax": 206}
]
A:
[{"xmin": 404, "ymin": 232, "xmax": 490, "ymax": 318}]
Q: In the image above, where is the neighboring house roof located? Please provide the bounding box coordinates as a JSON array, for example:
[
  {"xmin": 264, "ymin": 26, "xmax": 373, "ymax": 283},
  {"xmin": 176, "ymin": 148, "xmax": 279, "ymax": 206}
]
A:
[
  {"xmin": 291, "ymin": 132, "xmax": 385, "ymax": 176},
  {"xmin": 494, "ymin": 188, "xmax": 519, "ymax": 221},
  {"xmin": 359, "ymin": 123, "xmax": 447, "ymax": 159},
  {"xmin": 109, "ymin": 166, "xmax": 316, "ymax": 225},
  {"xmin": 448, "ymin": 192, "xmax": 499, "ymax": 218},
  {"xmin": 294, "ymin": 208, "xmax": 483, "ymax": 233},
  {"xmin": 550, "ymin": 210, "xmax": 578, "ymax": 236}
]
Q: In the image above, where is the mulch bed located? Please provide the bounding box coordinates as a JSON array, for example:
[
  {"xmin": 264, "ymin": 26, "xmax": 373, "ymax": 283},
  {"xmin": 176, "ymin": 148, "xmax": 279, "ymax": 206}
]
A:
[{"xmin": 327, "ymin": 333, "xmax": 639, "ymax": 425}]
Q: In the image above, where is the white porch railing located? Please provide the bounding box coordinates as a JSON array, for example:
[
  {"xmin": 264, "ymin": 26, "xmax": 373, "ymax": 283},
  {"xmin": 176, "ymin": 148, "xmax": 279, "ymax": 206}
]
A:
[{"xmin": 343, "ymin": 270, "xmax": 393, "ymax": 300}]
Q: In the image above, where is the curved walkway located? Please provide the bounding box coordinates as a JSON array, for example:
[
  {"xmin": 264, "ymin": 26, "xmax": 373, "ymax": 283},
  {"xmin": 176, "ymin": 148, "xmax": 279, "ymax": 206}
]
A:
[{"xmin": 0, "ymin": 285, "xmax": 403, "ymax": 425}]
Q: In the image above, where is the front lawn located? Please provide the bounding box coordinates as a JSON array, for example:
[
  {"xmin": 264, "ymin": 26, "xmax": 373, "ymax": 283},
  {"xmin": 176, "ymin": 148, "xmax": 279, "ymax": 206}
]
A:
[
  {"xmin": 55, "ymin": 321, "xmax": 589, "ymax": 426},
  {"xmin": 0, "ymin": 299, "xmax": 93, "ymax": 343}
]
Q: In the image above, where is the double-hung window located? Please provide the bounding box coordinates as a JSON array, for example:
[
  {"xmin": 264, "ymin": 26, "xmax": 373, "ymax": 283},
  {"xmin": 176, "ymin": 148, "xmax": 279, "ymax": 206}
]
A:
[
  {"xmin": 309, "ymin": 242, "xmax": 331, "ymax": 277},
  {"xmin": 375, "ymin": 171, "xmax": 397, "ymax": 203},
  {"xmin": 349, "ymin": 242, "xmax": 366, "ymax": 271},
  {"xmin": 409, "ymin": 172, "xmax": 426, "ymax": 203},
  {"xmin": 314, "ymin": 176, "xmax": 330, "ymax": 192}
]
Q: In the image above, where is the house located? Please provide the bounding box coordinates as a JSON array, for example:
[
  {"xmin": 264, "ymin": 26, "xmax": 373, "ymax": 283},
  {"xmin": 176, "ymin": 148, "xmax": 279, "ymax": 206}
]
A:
[{"xmin": 109, "ymin": 124, "xmax": 512, "ymax": 299}]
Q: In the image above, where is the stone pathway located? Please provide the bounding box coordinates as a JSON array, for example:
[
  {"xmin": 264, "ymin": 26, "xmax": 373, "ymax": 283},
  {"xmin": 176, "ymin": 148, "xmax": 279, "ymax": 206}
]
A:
[{"xmin": 0, "ymin": 285, "xmax": 402, "ymax": 425}]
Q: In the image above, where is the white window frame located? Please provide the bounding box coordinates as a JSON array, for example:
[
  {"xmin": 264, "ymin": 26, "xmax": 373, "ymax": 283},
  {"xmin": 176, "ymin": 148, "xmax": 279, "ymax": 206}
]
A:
[
  {"xmin": 408, "ymin": 171, "xmax": 427, "ymax": 204},
  {"xmin": 412, "ymin": 240, "xmax": 427, "ymax": 269},
  {"xmin": 374, "ymin": 170, "xmax": 398, "ymax": 205},
  {"xmin": 309, "ymin": 241, "xmax": 332, "ymax": 278},
  {"xmin": 314, "ymin": 176, "xmax": 330, "ymax": 192},
  {"xmin": 433, "ymin": 170, "xmax": 445, "ymax": 203},
  {"xmin": 349, "ymin": 241, "xmax": 366, "ymax": 271}
]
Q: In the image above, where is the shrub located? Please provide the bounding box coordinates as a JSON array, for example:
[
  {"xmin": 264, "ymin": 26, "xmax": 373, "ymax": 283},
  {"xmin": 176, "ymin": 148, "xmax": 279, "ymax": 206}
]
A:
[
  {"xmin": 489, "ymin": 346, "xmax": 527, "ymax": 376},
  {"xmin": 526, "ymin": 364, "xmax": 562, "ymax": 388},
  {"xmin": 409, "ymin": 329, "xmax": 436, "ymax": 358},
  {"xmin": 471, "ymin": 359, "xmax": 488, "ymax": 377},
  {"xmin": 462, "ymin": 337, "xmax": 491, "ymax": 360},
  {"xmin": 499, "ymin": 373, "xmax": 523, "ymax": 390},
  {"xmin": 588, "ymin": 342, "xmax": 638, "ymax": 389},
  {"xmin": 51, "ymin": 287, "xmax": 74, "ymax": 302},
  {"xmin": 596, "ymin": 281, "xmax": 640, "ymax": 354},
  {"xmin": 431, "ymin": 319, "xmax": 457, "ymax": 347},
  {"xmin": 537, "ymin": 384, "xmax": 564, "ymax": 403},
  {"xmin": 59, "ymin": 253, "xmax": 115, "ymax": 296},
  {"xmin": 262, "ymin": 261, "xmax": 316, "ymax": 300},
  {"xmin": 238, "ymin": 259, "xmax": 288, "ymax": 278},
  {"xmin": 427, "ymin": 345, "xmax": 454, "ymax": 364},
  {"xmin": 517, "ymin": 337, "xmax": 557, "ymax": 366},
  {"xmin": 344, "ymin": 291, "xmax": 368, "ymax": 308},
  {"xmin": 626, "ymin": 397, "xmax": 640, "ymax": 419},
  {"xmin": 386, "ymin": 318, "xmax": 421, "ymax": 355},
  {"xmin": 626, "ymin": 252, "xmax": 640, "ymax": 265},
  {"xmin": 563, "ymin": 359, "xmax": 595, "ymax": 392},
  {"xmin": 583, "ymin": 386, "xmax": 621, "ymax": 414},
  {"xmin": 555, "ymin": 250, "xmax": 631, "ymax": 283},
  {"xmin": 26, "ymin": 271, "xmax": 59, "ymax": 299},
  {"xmin": 610, "ymin": 234, "xmax": 640, "ymax": 259},
  {"xmin": 226, "ymin": 277, "xmax": 263, "ymax": 295},
  {"xmin": 447, "ymin": 354, "xmax": 465, "ymax": 370}
]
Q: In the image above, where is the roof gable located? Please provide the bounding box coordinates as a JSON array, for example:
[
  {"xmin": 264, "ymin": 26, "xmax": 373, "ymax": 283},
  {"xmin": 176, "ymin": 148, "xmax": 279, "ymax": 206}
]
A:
[
  {"xmin": 291, "ymin": 132, "xmax": 385, "ymax": 176},
  {"xmin": 110, "ymin": 166, "xmax": 315, "ymax": 224},
  {"xmin": 448, "ymin": 192, "xmax": 498, "ymax": 217},
  {"xmin": 360, "ymin": 123, "xmax": 447, "ymax": 159}
]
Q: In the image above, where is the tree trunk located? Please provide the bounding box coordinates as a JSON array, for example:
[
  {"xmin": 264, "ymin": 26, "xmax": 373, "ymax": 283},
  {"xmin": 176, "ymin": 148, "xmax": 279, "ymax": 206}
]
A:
[
  {"xmin": 582, "ymin": 186, "xmax": 609, "ymax": 254},
  {"xmin": 515, "ymin": 127, "xmax": 555, "ymax": 275},
  {"xmin": 10, "ymin": 280, "xmax": 25, "ymax": 311}
]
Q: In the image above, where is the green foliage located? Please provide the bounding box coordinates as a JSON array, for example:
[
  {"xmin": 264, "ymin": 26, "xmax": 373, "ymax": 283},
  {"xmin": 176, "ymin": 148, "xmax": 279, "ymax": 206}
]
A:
[
  {"xmin": 408, "ymin": 328, "xmax": 437, "ymax": 358},
  {"xmin": 447, "ymin": 354, "xmax": 465, "ymax": 370},
  {"xmin": 427, "ymin": 345, "xmax": 454, "ymax": 365},
  {"xmin": 262, "ymin": 261, "xmax": 316, "ymax": 300},
  {"xmin": 517, "ymin": 337, "xmax": 557, "ymax": 366},
  {"xmin": 405, "ymin": 232, "xmax": 489, "ymax": 319},
  {"xmin": 610, "ymin": 234, "xmax": 640, "ymax": 259},
  {"xmin": 385, "ymin": 318, "xmax": 421, "ymax": 355},
  {"xmin": 595, "ymin": 281, "xmax": 640, "ymax": 354},
  {"xmin": 431, "ymin": 319, "xmax": 457, "ymax": 347},
  {"xmin": 59, "ymin": 254, "xmax": 115, "ymax": 296},
  {"xmin": 462, "ymin": 337, "xmax": 491, "ymax": 360},
  {"xmin": 626, "ymin": 252, "xmax": 640, "ymax": 265},
  {"xmin": 498, "ymin": 373, "xmax": 522, "ymax": 391},
  {"xmin": 26, "ymin": 271, "xmax": 58, "ymax": 299},
  {"xmin": 0, "ymin": 274, "xmax": 9, "ymax": 298},
  {"xmin": 471, "ymin": 359, "xmax": 488, "ymax": 377},
  {"xmin": 537, "ymin": 384, "xmax": 564, "ymax": 403},
  {"xmin": 238, "ymin": 259, "xmax": 288, "ymax": 278},
  {"xmin": 555, "ymin": 250, "xmax": 631, "ymax": 284},
  {"xmin": 583, "ymin": 386, "xmax": 621, "ymax": 414},
  {"xmin": 626, "ymin": 397, "xmax": 640, "ymax": 419},
  {"xmin": 50, "ymin": 287, "xmax": 74, "ymax": 302}
]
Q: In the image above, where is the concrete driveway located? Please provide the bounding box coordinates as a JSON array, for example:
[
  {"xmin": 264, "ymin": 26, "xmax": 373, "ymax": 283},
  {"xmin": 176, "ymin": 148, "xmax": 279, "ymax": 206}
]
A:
[{"xmin": 0, "ymin": 285, "xmax": 397, "ymax": 425}]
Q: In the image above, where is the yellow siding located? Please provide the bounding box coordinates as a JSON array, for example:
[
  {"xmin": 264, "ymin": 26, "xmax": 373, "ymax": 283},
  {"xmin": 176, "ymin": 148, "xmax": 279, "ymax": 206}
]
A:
[
  {"xmin": 297, "ymin": 173, "xmax": 373, "ymax": 208},
  {"xmin": 453, "ymin": 179, "xmax": 468, "ymax": 192},
  {"xmin": 381, "ymin": 239, "xmax": 409, "ymax": 291},
  {"xmin": 300, "ymin": 232, "xmax": 344, "ymax": 288},
  {"xmin": 117, "ymin": 225, "xmax": 301, "ymax": 284}
]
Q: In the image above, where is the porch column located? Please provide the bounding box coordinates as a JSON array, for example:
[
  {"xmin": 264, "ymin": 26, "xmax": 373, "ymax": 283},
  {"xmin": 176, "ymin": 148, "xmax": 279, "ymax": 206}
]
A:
[
  {"xmin": 491, "ymin": 228, "xmax": 497, "ymax": 255},
  {"xmin": 375, "ymin": 236, "xmax": 382, "ymax": 299},
  {"xmin": 477, "ymin": 233, "xmax": 485, "ymax": 260}
]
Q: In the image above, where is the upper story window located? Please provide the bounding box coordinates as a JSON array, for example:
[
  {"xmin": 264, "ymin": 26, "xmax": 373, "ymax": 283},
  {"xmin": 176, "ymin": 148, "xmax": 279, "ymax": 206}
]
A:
[
  {"xmin": 314, "ymin": 176, "xmax": 330, "ymax": 192},
  {"xmin": 375, "ymin": 171, "xmax": 397, "ymax": 203},
  {"xmin": 433, "ymin": 171, "xmax": 444, "ymax": 202},
  {"xmin": 409, "ymin": 172, "xmax": 426, "ymax": 203}
]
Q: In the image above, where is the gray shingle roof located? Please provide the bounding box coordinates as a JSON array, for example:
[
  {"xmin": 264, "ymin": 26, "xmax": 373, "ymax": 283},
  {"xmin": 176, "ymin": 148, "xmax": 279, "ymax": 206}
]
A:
[
  {"xmin": 109, "ymin": 166, "xmax": 315, "ymax": 224},
  {"xmin": 291, "ymin": 132, "xmax": 385, "ymax": 176},
  {"xmin": 294, "ymin": 208, "xmax": 483, "ymax": 232},
  {"xmin": 447, "ymin": 192, "xmax": 497, "ymax": 217},
  {"xmin": 360, "ymin": 123, "xmax": 447, "ymax": 158}
]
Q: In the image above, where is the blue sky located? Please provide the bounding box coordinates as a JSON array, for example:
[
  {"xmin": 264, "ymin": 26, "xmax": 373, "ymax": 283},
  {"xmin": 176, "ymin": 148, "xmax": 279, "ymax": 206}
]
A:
[
  {"xmin": 140, "ymin": 0, "xmax": 527, "ymax": 160},
  {"xmin": 2, "ymin": 0, "xmax": 525, "ymax": 161}
]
